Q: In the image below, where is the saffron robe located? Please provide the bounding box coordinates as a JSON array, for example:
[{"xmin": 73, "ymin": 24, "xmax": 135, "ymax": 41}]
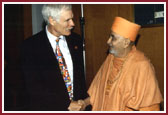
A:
[{"xmin": 88, "ymin": 46, "xmax": 163, "ymax": 111}]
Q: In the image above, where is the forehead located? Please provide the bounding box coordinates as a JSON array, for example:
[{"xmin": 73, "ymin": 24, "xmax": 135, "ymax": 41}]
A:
[
  {"xmin": 59, "ymin": 10, "xmax": 73, "ymax": 19},
  {"xmin": 111, "ymin": 31, "xmax": 125, "ymax": 40},
  {"xmin": 111, "ymin": 31, "xmax": 120, "ymax": 36}
]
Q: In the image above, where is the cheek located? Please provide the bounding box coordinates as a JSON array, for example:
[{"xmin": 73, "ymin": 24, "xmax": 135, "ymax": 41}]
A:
[
  {"xmin": 112, "ymin": 41, "xmax": 117, "ymax": 46},
  {"xmin": 108, "ymin": 42, "xmax": 113, "ymax": 47},
  {"xmin": 112, "ymin": 42, "xmax": 121, "ymax": 49},
  {"xmin": 57, "ymin": 22, "xmax": 67, "ymax": 29},
  {"xmin": 62, "ymin": 22, "xmax": 69, "ymax": 28}
]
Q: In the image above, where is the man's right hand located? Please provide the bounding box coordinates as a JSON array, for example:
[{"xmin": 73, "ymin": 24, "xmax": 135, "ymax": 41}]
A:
[{"xmin": 68, "ymin": 101, "xmax": 82, "ymax": 111}]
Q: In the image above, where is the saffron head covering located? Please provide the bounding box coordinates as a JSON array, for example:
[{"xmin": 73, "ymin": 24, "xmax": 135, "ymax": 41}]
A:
[{"xmin": 111, "ymin": 17, "xmax": 141, "ymax": 41}]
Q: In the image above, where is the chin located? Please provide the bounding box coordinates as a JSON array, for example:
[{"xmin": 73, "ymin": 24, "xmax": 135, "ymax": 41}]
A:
[
  {"xmin": 65, "ymin": 32, "xmax": 71, "ymax": 36},
  {"xmin": 109, "ymin": 50, "xmax": 117, "ymax": 55}
]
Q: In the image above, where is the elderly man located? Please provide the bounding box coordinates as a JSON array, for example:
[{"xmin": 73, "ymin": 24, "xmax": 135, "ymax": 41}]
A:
[
  {"xmin": 68, "ymin": 17, "xmax": 163, "ymax": 111},
  {"xmin": 20, "ymin": 4, "xmax": 87, "ymax": 111}
]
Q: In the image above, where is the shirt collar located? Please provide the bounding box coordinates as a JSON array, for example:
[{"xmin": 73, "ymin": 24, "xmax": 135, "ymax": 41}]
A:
[{"xmin": 46, "ymin": 26, "xmax": 64, "ymax": 42}]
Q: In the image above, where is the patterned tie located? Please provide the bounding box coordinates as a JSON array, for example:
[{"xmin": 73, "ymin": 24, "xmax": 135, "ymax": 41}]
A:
[{"xmin": 55, "ymin": 39, "xmax": 73, "ymax": 100}]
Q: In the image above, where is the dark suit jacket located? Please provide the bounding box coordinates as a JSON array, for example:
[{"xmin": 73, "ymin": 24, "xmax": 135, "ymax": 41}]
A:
[{"xmin": 20, "ymin": 30, "xmax": 87, "ymax": 111}]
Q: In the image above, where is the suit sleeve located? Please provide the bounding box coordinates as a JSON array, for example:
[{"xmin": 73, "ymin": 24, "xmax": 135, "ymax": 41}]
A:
[
  {"xmin": 20, "ymin": 40, "xmax": 47, "ymax": 110},
  {"xmin": 20, "ymin": 41, "xmax": 42, "ymax": 92}
]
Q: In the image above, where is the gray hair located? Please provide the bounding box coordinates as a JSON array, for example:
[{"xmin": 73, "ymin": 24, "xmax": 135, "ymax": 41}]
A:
[{"xmin": 42, "ymin": 4, "xmax": 72, "ymax": 24}]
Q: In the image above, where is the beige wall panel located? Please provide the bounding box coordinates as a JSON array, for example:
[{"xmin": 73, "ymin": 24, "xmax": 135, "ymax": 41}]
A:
[
  {"xmin": 74, "ymin": 5, "xmax": 164, "ymax": 107},
  {"xmin": 84, "ymin": 4, "xmax": 134, "ymax": 88},
  {"xmin": 137, "ymin": 26, "xmax": 164, "ymax": 98},
  {"xmin": 72, "ymin": 4, "xmax": 81, "ymax": 35}
]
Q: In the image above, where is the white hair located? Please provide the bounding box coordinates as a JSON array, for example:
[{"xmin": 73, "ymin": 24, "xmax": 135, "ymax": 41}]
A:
[{"xmin": 42, "ymin": 4, "xmax": 72, "ymax": 24}]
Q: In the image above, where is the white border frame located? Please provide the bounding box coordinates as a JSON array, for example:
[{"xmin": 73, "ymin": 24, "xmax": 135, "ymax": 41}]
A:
[{"xmin": 2, "ymin": 2, "xmax": 166, "ymax": 113}]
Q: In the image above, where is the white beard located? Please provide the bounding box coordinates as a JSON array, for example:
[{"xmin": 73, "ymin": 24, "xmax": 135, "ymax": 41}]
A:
[{"xmin": 109, "ymin": 49, "xmax": 118, "ymax": 56}]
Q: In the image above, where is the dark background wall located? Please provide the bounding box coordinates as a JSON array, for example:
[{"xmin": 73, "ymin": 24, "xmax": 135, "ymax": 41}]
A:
[{"xmin": 4, "ymin": 4, "xmax": 32, "ymax": 110}]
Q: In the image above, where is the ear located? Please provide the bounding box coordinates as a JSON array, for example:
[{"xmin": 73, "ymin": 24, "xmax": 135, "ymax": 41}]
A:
[
  {"xmin": 48, "ymin": 16, "xmax": 56, "ymax": 26},
  {"xmin": 124, "ymin": 38, "xmax": 131, "ymax": 48}
]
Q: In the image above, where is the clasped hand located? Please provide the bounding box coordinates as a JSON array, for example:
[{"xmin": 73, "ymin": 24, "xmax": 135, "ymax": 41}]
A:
[{"xmin": 68, "ymin": 100, "xmax": 86, "ymax": 111}]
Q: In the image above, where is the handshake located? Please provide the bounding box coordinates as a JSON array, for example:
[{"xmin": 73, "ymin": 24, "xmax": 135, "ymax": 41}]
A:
[
  {"xmin": 68, "ymin": 97, "xmax": 90, "ymax": 111},
  {"xmin": 68, "ymin": 100, "xmax": 86, "ymax": 111}
]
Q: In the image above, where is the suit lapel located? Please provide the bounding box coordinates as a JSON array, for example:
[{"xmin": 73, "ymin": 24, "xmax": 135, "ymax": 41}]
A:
[
  {"xmin": 39, "ymin": 30, "xmax": 62, "ymax": 75},
  {"xmin": 41, "ymin": 31, "xmax": 57, "ymax": 61}
]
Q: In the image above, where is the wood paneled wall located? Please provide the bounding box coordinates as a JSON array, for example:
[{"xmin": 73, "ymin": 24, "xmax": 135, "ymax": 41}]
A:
[
  {"xmin": 83, "ymin": 4, "xmax": 164, "ymax": 103},
  {"xmin": 4, "ymin": 4, "xmax": 32, "ymax": 110},
  {"xmin": 23, "ymin": 5, "xmax": 32, "ymax": 39},
  {"xmin": 72, "ymin": 4, "xmax": 81, "ymax": 35},
  {"xmin": 84, "ymin": 4, "xmax": 135, "ymax": 88},
  {"xmin": 137, "ymin": 26, "xmax": 164, "ymax": 99}
]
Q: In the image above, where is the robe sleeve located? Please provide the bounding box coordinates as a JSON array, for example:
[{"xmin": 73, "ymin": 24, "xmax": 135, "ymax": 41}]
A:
[
  {"xmin": 126, "ymin": 61, "xmax": 163, "ymax": 110},
  {"xmin": 87, "ymin": 62, "xmax": 104, "ymax": 105}
]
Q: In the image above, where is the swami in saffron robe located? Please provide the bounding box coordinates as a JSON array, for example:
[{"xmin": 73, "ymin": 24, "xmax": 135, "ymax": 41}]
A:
[{"xmin": 88, "ymin": 46, "xmax": 163, "ymax": 111}]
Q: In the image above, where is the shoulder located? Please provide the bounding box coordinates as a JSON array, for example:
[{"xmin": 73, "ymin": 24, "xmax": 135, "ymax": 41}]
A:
[
  {"xmin": 130, "ymin": 49, "xmax": 151, "ymax": 64},
  {"xmin": 65, "ymin": 32, "xmax": 83, "ymax": 48},
  {"xmin": 24, "ymin": 30, "xmax": 46, "ymax": 43},
  {"xmin": 21, "ymin": 30, "xmax": 47, "ymax": 48},
  {"xmin": 126, "ymin": 49, "xmax": 155, "ymax": 73},
  {"xmin": 68, "ymin": 32, "xmax": 81, "ymax": 39},
  {"xmin": 66, "ymin": 32, "xmax": 82, "ymax": 42}
]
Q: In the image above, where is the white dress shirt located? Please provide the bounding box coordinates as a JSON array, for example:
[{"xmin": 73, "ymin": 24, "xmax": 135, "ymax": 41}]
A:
[{"xmin": 46, "ymin": 26, "xmax": 74, "ymax": 92}]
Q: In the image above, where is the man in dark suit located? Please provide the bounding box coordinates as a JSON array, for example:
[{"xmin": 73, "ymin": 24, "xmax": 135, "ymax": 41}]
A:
[{"xmin": 20, "ymin": 4, "xmax": 88, "ymax": 111}]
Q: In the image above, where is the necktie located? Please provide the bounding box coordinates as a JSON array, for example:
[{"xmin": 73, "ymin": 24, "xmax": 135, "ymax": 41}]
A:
[{"xmin": 55, "ymin": 39, "xmax": 73, "ymax": 100}]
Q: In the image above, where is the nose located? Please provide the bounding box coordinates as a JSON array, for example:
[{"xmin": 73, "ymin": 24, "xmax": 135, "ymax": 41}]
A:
[
  {"xmin": 107, "ymin": 37, "xmax": 112, "ymax": 45},
  {"xmin": 70, "ymin": 19, "xmax": 75, "ymax": 27}
]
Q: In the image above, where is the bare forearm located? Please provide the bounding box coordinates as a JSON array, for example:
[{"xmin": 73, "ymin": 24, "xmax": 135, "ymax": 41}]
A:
[{"xmin": 83, "ymin": 97, "xmax": 90, "ymax": 107}]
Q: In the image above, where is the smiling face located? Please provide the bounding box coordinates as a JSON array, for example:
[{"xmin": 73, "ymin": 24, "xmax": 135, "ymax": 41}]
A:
[
  {"xmin": 48, "ymin": 9, "xmax": 75, "ymax": 37},
  {"xmin": 107, "ymin": 31, "xmax": 126, "ymax": 56}
]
